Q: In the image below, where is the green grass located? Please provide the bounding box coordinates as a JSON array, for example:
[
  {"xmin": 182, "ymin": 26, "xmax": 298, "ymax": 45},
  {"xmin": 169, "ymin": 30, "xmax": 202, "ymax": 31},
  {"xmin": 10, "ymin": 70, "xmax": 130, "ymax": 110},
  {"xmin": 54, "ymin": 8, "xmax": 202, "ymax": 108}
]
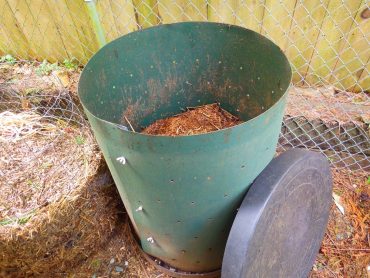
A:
[
  {"xmin": 0, "ymin": 210, "xmax": 36, "ymax": 226},
  {"xmin": 35, "ymin": 60, "xmax": 60, "ymax": 76},
  {"xmin": 75, "ymin": 135, "xmax": 86, "ymax": 145},
  {"xmin": 0, "ymin": 54, "xmax": 16, "ymax": 65},
  {"xmin": 63, "ymin": 58, "xmax": 79, "ymax": 70}
]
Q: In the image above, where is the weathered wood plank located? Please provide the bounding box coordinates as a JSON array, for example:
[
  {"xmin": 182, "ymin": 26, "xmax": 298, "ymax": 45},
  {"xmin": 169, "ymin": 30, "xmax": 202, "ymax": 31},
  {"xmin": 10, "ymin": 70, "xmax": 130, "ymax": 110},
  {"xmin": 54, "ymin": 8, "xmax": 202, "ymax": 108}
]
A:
[
  {"xmin": 7, "ymin": 0, "xmax": 68, "ymax": 62},
  {"xmin": 0, "ymin": 0, "xmax": 32, "ymax": 58},
  {"xmin": 260, "ymin": 0, "xmax": 297, "ymax": 51},
  {"xmin": 286, "ymin": 0, "xmax": 330, "ymax": 84},
  {"xmin": 357, "ymin": 55, "xmax": 369, "ymax": 92},
  {"xmin": 63, "ymin": 0, "xmax": 100, "ymax": 61},
  {"xmin": 132, "ymin": 0, "xmax": 160, "ymax": 28},
  {"xmin": 96, "ymin": 0, "xmax": 119, "ymax": 42},
  {"xmin": 208, "ymin": 0, "xmax": 237, "ymax": 24},
  {"xmin": 45, "ymin": 0, "xmax": 87, "ymax": 63},
  {"xmin": 108, "ymin": 0, "xmax": 137, "ymax": 35},
  {"xmin": 305, "ymin": 0, "xmax": 362, "ymax": 86},
  {"xmin": 235, "ymin": 0, "xmax": 265, "ymax": 33},
  {"xmin": 330, "ymin": 1, "xmax": 369, "ymax": 92},
  {"xmin": 158, "ymin": 0, "xmax": 207, "ymax": 23}
]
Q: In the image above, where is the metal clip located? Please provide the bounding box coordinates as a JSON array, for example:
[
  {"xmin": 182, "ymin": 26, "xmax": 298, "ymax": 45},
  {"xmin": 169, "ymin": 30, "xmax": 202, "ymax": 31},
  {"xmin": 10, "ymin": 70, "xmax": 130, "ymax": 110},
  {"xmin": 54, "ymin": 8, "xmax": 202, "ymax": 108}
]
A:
[
  {"xmin": 147, "ymin": 237, "xmax": 155, "ymax": 244},
  {"xmin": 136, "ymin": 206, "xmax": 143, "ymax": 212},
  {"xmin": 116, "ymin": 156, "xmax": 126, "ymax": 165}
]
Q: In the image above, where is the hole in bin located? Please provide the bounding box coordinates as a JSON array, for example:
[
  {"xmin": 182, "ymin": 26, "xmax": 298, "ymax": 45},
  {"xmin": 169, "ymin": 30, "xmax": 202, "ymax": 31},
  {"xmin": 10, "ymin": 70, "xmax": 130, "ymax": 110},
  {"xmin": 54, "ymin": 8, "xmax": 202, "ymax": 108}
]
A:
[
  {"xmin": 157, "ymin": 199, "xmax": 161, "ymax": 203},
  {"xmin": 176, "ymin": 220, "xmax": 181, "ymax": 224},
  {"xmin": 191, "ymin": 201, "xmax": 195, "ymax": 205},
  {"xmin": 170, "ymin": 179, "xmax": 175, "ymax": 183},
  {"xmin": 241, "ymin": 165, "xmax": 245, "ymax": 168},
  {"xmin": 224, "ymin": 194, "xmax": 228, "ymax": 197},
  {"xmin": 181, "ymin": 250, "xmax": 186, "ymax": 254},
  {"xmin": 194, "ymin": 236, "xmax": 198, "ymax": 239}
]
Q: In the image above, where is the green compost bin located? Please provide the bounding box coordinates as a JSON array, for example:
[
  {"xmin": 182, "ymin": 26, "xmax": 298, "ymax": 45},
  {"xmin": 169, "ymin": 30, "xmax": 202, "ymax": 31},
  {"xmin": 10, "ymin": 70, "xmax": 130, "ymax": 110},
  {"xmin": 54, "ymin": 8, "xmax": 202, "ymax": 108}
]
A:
[{"xmin": 78, "ymin": 22, "xmax": 291, "ymax": 273}]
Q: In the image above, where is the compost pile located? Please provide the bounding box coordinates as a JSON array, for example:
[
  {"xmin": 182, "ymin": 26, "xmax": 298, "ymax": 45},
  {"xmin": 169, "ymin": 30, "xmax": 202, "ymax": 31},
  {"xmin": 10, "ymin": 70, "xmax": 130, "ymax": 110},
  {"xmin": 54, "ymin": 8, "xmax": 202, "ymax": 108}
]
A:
[
  {"xmin": 0, "ymin": 61, "xmax": 121, "ymax": 276},
  {"xmin": 0, "ymin": 111, "xmax": 95, "ymax": 220},
  {"xmin": 142, "ymin": 103, "xmax": 243, "ymax": 135}
]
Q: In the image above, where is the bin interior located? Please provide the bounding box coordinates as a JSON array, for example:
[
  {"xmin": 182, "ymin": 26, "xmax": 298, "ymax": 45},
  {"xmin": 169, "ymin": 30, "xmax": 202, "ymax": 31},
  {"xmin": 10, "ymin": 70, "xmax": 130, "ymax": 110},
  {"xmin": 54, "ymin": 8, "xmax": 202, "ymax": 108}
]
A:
[{"xmin": 79, "ymin": 22, "xmax": 291, "ymax": 132}]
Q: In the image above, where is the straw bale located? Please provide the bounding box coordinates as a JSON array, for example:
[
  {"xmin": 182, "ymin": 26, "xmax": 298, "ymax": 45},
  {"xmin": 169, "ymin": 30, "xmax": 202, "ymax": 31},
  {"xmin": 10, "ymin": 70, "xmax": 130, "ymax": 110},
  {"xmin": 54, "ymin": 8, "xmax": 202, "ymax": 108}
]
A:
[{"xmin": 0, "ymin": 111, "xmax": 121, "ymax": 276}]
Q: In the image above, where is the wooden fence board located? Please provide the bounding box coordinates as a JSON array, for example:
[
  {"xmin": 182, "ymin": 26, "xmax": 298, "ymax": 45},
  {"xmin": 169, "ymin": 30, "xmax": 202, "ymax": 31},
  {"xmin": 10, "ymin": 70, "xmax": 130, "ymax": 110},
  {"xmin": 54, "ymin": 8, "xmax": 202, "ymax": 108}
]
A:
[
  {"xmin": 0, "ymin": 0, "xmax": 367, "ymax": 92},
  {"xmin": 45, "ymin": 1, "xmax": 87, "ymax": 63},
  {"xmin": 7, "ymin": 0, "xmax": 68, "ymax": 62},
  {"xmin": 286, "ymin": 0, "xmax": 330, "ymax": 84},
  {"xmin": 357, "ymin": 56, "xmax": 369, "ymax": 92},
  {"xmin": 305, "ymin": 0, "xmax": 362, "ymax": 86},
  {"xmin": 260, "ymin": 0, "xmax": 297, "ymax": 51},
  {"xmin": 330, "ymin": 0, "xmax": 369, "ymax": 92},
  {"xmin": 96, "ymin": 0, "xmax": 119, "ymax": 42},
  {"xmin": 235, "ymin": 0, "xmax": 265, "ymax": 33},
  {"xmin": 108, "ymin": 0, "xmax": 137, "ymax": 35},
  {"xmin": 208, "ymin": 0, "xmax": 238, "ymax": 24},
  {"xmin": 132, "ymin": 0, "xmax": 160, "ymax": 28},
  {"xmin": 0, "ymin": 0, "xmax": 33, "ymax": 58},
  {"xmin": 158, "ymin": 0, "xmax": 206, "ymax": 23},
  {"xmin": 63, "ymin": 0, "xmax": 100, "ymax": 62}
]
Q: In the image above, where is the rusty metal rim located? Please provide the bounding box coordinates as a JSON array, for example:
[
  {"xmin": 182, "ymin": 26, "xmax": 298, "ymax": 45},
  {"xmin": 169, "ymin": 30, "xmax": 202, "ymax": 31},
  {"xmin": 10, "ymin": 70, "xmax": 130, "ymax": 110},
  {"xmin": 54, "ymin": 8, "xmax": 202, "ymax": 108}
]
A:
[
  {"xmin": 139, "ymin": 249, "xmax": 221, "ymax": 278},
  {"xmin": 128, "ymin": 222, "xmax": 220, "ymax": 278}
]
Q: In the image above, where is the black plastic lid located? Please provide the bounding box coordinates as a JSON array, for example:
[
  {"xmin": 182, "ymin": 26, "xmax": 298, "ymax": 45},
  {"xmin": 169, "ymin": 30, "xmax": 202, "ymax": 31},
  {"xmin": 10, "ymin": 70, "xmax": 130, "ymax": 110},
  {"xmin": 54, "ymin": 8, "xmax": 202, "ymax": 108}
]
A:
[{"xmin": 222, "ymin": 149, "xmax": 332, "ymax": 278}]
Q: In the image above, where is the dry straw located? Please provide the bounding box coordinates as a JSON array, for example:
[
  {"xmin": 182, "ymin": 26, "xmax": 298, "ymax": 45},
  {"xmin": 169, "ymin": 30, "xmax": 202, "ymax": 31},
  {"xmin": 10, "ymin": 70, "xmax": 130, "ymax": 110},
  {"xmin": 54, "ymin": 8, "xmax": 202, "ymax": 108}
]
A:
[{"xmin": 0, "ymin": 63, "xmax": 121, "ymax": 276}]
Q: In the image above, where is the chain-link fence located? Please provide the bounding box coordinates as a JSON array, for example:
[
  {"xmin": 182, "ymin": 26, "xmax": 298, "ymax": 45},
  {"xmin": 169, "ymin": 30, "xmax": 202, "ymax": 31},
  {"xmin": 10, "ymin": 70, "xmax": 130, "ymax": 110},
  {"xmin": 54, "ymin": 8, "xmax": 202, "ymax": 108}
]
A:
[{"xmin": 0, "ymin": 0, "xmax": 369, "ymax": 171}]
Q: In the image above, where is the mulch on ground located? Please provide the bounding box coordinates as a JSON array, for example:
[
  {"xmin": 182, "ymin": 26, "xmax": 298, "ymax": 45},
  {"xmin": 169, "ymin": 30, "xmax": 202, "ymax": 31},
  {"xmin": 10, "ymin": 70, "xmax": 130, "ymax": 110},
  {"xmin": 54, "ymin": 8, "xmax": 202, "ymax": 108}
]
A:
[
  {"xmin": 68, "ymin": 168, "xmax": 369, "ymax": 278},
  {"xmin": 310, "ymin": 168, "xmax": 369, "ymax": 278},
  {"xmin": 1, "ymin": 59, "xmax": 368, "ymax": 277}
]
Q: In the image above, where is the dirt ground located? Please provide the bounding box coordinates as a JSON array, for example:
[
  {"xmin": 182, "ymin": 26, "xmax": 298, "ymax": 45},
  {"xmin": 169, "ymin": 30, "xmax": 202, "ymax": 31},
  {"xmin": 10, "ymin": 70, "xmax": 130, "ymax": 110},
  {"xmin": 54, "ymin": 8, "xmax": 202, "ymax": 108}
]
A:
[
  {"xmin": 1, "ymin": 59, "xmax": 369, "ymax": 277},
  {"xmin": 61, "ymin": 168, "xmax": 369, "ymax": 278}
]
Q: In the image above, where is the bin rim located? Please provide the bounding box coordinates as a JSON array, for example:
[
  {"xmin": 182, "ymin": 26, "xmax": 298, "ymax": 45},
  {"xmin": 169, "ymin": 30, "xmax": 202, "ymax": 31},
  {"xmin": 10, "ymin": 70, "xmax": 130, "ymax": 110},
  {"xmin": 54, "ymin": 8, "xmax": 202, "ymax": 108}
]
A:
[{"xmin": 78, "ymin": 21, "xmax": 292, "ymax": 139}]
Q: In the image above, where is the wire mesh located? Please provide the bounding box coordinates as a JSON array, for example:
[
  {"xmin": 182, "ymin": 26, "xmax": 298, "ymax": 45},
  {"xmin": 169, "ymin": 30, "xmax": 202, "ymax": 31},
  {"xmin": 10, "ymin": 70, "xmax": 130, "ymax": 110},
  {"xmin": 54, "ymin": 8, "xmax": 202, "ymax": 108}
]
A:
[{"xmin": 0, "ymin": 0, "xmax": 368, "ymax": 171}]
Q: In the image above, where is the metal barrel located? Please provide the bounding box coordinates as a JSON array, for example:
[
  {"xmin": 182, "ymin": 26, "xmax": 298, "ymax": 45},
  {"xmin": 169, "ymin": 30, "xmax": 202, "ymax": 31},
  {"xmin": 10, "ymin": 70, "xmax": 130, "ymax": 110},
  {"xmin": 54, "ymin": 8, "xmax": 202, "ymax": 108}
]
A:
[{"xmin": 78, "ymin": 22, "xmax": 291, "ymax": 272}]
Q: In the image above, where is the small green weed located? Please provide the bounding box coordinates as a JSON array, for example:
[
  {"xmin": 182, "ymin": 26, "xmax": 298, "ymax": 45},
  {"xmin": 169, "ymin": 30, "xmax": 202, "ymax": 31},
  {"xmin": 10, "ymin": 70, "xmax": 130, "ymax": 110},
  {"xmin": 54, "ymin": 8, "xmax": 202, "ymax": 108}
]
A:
[
  {"xmin": 26, "ymin": 179, "xmax": 41, "ymax": 189},
  {"xmin": 35, "ymin": 60, "xmax": 60, "ymax": 76},
  {"xmin": 63, "ymin": 58, "xmax": 78, "ymax": 70},
  {"xmin": 90, "ymin": 259, "xmax": 101, "ymax": 271},
  {"xmin": 0, "ymin": 210, "xmax": 36, "ymax": 226},
  {"xmin": 75, "ymin": 135, "xmax": 85, "ymax": 145},
  {"xmin": 0, "ymin": 54, "xmax": 16, "ymax": 65},
  {"xmin": 367, "ymin": 176, "xmax": 370, "ymax": 185},
  {"xmin": 23, "ymin": 87, "xmax": 42, "ymax": 96}
]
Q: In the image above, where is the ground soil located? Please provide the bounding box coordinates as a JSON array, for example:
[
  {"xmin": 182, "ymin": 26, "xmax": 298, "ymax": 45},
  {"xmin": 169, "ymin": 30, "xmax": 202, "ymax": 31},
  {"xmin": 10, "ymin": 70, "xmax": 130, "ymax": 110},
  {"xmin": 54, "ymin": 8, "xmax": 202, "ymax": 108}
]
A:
[
  {"xmin": 1, "ymin": 60, "xmax": 369, "ymax": 277},
  {"xmin": 66, "ymin": 168, "xmax": 369, "ymax": 278},
  {"xmin": 141, "ymin": 103, "xmax": 242, "ymax": 136}
]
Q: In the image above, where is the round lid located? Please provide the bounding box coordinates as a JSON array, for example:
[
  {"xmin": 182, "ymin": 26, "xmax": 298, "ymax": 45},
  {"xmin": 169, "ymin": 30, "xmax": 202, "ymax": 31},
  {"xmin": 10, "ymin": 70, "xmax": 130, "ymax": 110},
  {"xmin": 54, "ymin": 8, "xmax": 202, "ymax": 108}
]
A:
[{"xmin": 222, "ymin": 149, "xmax": 332, "ymax": 278}]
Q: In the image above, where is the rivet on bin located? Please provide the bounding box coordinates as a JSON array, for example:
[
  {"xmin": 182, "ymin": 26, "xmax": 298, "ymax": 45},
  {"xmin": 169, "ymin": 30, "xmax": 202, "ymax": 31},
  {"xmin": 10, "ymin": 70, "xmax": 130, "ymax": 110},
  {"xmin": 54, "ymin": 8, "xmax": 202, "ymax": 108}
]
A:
[{"xmin": 116, "ymin": 156, "xmax": 126, "ymax": 165}]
